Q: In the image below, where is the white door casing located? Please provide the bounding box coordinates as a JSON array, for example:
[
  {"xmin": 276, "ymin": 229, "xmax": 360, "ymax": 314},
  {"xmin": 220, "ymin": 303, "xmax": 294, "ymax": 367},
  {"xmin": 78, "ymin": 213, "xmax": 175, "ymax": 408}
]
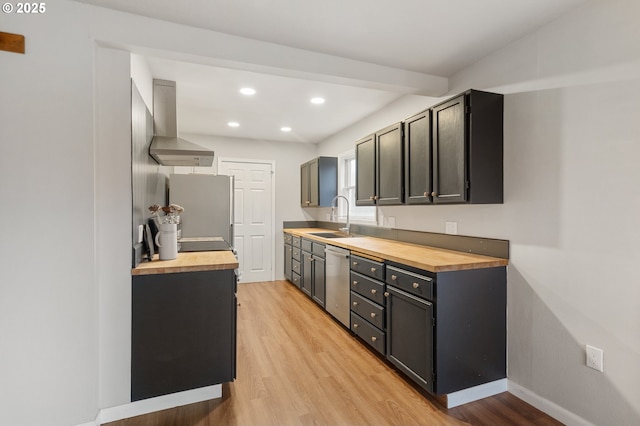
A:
[{"xmin": 219, "ymin": 158, "xmax": 275, "ymax": 283}]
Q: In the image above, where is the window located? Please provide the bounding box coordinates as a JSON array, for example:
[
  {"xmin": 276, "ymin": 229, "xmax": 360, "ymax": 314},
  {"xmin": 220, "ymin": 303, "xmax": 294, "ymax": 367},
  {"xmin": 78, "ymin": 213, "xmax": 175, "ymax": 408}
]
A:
[{"xmin": 337, "ymin": 150, "xmax": 376, "ymax": 223}]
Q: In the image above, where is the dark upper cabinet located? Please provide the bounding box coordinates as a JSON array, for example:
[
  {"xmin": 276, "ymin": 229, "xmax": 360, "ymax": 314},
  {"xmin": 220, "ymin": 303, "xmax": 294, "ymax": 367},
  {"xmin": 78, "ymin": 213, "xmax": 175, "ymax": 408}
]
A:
[
  {"xmin": 404, "ymin": 110, "xmax": 432, "ymax": 205},
  {"xmin": 376, "ymin": 122, "xmax": 404, "ymax": 205},
  {"xmin": 355, "ymin": 134, "xmax": 376, "ymax": 206},
  {"xmin": 300, "ymin": 157, "xmax": 337, "ymax": 207},
  {"xmin": 356, "ymin": 124, "xmax": 404, "ymax": 206},
  {"xmin": 431, "ymin": 90, "xmax": 503, "ymax": 204}
]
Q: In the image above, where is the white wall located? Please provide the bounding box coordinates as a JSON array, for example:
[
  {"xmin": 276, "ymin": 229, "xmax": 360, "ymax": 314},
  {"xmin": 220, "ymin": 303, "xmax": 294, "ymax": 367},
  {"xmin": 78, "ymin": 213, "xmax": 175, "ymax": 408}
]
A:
[
  {"xmin": 0, "ymin": 2, "xmax": 99, "ymax": 425},
  {"xmin": 317, "ymin": 0, "xmax": 640, "ymax": 424}
]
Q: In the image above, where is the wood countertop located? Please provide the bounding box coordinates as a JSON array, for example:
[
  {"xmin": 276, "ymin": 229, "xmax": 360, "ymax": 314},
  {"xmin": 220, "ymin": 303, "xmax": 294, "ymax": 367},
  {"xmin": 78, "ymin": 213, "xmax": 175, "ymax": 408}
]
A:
[
  {"xmin": 284, "ymin": 228, "xmax": 508, "ymax": 273},
  {"xmin": 132, "ymin": 250, "xmax": 239, "ymax": 276}
]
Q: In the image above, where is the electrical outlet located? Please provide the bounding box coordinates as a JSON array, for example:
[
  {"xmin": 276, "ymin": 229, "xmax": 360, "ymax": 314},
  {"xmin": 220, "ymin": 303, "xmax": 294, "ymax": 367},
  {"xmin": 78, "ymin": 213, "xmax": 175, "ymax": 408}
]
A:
[
  {"xmin": 445, "ymin": 221, "xmax": 458, "ymax": 235},
  {"xmin": 586, "ymin": 344, "xmax": 604, "ymax": 372},
  {"xmin": 387, "ymin": 216, "xmax": 396, "ymax": 227}
]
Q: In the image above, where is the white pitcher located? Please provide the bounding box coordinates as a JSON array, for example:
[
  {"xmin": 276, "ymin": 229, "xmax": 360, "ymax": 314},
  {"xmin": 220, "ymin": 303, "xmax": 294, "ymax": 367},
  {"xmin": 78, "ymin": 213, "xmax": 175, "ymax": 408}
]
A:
[{"xmin": 155, "ymin": 223, "xmax": 178, "ymax": 260}]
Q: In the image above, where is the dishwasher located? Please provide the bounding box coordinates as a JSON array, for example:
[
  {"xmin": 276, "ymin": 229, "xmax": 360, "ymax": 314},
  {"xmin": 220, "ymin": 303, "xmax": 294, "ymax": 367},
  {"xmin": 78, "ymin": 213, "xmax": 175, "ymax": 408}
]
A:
[{"xmin": 324, "ymin": 245, "xmax": 351, "ymax": 327}]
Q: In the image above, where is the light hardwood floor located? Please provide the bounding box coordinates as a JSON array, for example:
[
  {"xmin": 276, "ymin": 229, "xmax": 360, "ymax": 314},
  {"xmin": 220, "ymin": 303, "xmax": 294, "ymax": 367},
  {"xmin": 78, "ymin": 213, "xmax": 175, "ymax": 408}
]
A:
[{"xmin": 107, "ymin": 280, "xmax": 562, "ymax": 426}]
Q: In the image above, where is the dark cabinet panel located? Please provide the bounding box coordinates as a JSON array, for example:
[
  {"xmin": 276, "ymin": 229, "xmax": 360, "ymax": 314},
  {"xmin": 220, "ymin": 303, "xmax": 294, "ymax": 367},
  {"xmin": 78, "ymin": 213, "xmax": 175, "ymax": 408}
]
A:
[
  {"xmin": 312, "ymin": 256, "xmax": 325, "ymax": 306},
  {"xmin": 386, "ymin": 285, "xmax": 434, "ymax": 392},
  {"xmin": 284, "ymin": 244, "xmax": 292, "ymax": 281},
  {"xmin": 301, "ymin": 157, "xmax": 337, "ymax": 207},
  {"xmin": 131, "ymin": 269, "xmax": 236, "ymax": 401},
  {"xmin": 432, "ymin": 90, "xmax": 503, "ymax": 204},
  {"xmin": 376, "ymin": 122, "xmax": 404, "ymax": 205},
  {"xmin": 301, "ymin": 239, "xmax": 326, "ymax": 306},
  {"xmin": 302, "ymin": 251, "xmax": 313, "ymax": 297},
  {"xmin": 355, "ymin": 134, "xmax": 376, "ymax": 206},
  {"xmin": 356, "ymin": 124, "xmax": 404, "ymax": 206},
  {"xmin": 404, "ymin": 110, "xmax": 432, "ymax": 204}
]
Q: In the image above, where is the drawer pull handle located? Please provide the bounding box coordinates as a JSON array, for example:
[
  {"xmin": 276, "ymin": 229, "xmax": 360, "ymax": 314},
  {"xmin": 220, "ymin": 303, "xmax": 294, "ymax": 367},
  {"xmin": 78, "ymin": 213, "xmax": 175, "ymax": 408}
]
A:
[
  {"xmin": 352, "ymin": 261, "xmax": 359, "ymax": 266},
  {"xmin": 370, "ymin": 312, "xmax": 376, "ymax": 318},
  {"xmin": 353, "ymin": 323, "xmax": 359, "ymax": 329},
  {"xmin": 371, "ymin": 289, "xmax": 377, "ymax": 295},
  {"xmin": 371, "ymin": 336, "xmax": 377, "ymax": 342},
  {"xmin": 391, "ymin": 274, "xmax": 397, "ymax": 280},
  {"xmin": 371, "ymin": 267, "xmax": 377, "ymax": 273},
  {"xmin": 413, "ymin": 282, "xmax": 420, "ymax": 289},
  {"xmin": 384, "ymin": 292, "xmax": 390, "ymax": 297},
  {"xmin": 352, "ymin": 281, "xmax": 358, "ymax": 286},
  {"xmin": 424, "ymin": 191, "xmax": 428, "ymax": 197},
  {"xmin": 352, "ymin": 301, "xmax": 358, "ymax": 306}
]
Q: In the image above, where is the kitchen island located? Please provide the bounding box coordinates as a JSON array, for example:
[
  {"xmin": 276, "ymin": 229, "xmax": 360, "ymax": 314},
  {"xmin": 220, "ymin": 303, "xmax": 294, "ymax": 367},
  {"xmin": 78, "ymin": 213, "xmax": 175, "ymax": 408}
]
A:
[{"xmin": 131, "ymin": 251, "xmax": 238, "ymax": 402}]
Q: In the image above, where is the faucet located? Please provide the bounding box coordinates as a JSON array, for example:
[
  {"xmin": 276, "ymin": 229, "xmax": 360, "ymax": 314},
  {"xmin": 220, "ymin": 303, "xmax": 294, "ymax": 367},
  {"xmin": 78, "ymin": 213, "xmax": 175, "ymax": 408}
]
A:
[{"xmin": 331, "ymin": 195, "xmax": 350, "ymax": 235}]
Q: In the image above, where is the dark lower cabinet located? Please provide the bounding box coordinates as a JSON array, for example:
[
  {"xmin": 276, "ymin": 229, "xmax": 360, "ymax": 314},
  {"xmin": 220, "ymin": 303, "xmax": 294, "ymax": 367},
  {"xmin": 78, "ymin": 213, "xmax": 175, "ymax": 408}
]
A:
[
  {"xmin": 301, "ymin": 238, "xmax": 326, "ymax": 307},
  {"xmin": 386, "ymin": 285, "xmax": 434, "ymax": 392},
  {"xmin": 131, "ymin": 269, "xmax": 237, "ymax": 401},
  {"xmin": 385, "ymin": 262, "xmax": 506, "ymax": 395}
]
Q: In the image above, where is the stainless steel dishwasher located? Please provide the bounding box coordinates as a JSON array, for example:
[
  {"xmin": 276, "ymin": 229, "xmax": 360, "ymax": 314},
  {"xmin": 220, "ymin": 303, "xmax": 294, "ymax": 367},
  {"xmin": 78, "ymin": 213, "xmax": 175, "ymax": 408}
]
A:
[{"xmin": 324, "ymin": 245, "xmax": 350, "ymax": 327}]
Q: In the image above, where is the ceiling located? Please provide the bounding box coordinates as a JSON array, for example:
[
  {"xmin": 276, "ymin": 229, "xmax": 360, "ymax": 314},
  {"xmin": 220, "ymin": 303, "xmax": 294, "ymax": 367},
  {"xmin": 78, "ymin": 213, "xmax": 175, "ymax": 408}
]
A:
[{"xmin": 76, "ymin": 0, "xmax": 587, "ymax": 144}]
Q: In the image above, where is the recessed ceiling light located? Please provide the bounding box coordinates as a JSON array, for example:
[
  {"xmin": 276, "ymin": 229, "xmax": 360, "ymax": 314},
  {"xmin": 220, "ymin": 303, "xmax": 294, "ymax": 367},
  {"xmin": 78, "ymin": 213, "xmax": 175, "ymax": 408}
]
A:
[
  {"xmin": 228, "ymin": 121, "xmax": 240, "ymax": 127},
  {"xmin": 281, "ymin": 126, "xmax": 292, "ymax": 132},
  {"xmin": 240, "ymin": 87, "xmax": 256, "ymax": 96},
  {"xmin": 310, "ymin": 97, "xmax": 325, "ymax": 105}
]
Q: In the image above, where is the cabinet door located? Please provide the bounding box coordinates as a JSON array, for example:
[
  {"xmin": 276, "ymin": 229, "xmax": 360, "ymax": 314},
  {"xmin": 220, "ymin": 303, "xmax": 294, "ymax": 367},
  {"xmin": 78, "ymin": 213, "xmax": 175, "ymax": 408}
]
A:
[
  {"xmin": 355, "ymin": 134, "xmax": 376, "ymax": 206},
  {"xmin": 312, "ymin": 256, "xmax": 325, "ymax": 307},
  {"xmin": 386, "ymin": 285, "xmax": 434, "ymax": 392},
  {"xmin": 301, "ymin": 251, "xmax": 313, "ymax": 296},
  {"xmin": 376, "ymin": 122, "xmax": 404, "ymax": 205},
  {"xmin": 308, "ymin": 159, "xmax": 319, "ymax": 206},
  {"xmin": 300, "ymin": 162, "xmax": 310, "ymax": 207},
  {"xmin": 404, "ymin": 111, "xmax": 432, "ymax": 204},
  {"xmin": 432, "ymin": 94, "xmax": 467, "ymax": 203},
  {"xmin": 284, "ymin": 244, "xmax": 292, "ymax": 281}
]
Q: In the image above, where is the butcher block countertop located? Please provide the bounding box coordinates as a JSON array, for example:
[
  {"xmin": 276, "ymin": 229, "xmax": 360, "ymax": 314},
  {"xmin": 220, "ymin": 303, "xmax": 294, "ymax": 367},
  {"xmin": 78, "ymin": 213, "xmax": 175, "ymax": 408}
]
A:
[
  {"xmin": 285, "ymin": 228, "xmax": 508, "ymax": 273},
  {"xmin": 132, "ymin": 250, "xmax": 238, "ymax": 276}
]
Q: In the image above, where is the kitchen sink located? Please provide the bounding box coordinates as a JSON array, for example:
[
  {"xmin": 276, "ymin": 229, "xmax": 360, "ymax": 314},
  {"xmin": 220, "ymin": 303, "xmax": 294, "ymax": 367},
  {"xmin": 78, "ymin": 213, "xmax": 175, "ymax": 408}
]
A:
[{"xmin": 309, "ymin": 232, "xmax": 350, "ymax": 239}]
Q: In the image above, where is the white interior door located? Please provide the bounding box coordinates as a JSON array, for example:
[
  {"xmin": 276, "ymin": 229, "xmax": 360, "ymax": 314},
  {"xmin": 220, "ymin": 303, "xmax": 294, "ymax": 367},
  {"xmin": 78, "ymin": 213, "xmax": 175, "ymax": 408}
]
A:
[{"xmin": 219, "ymin": 159, "xmax": 274, "ymax": 283}]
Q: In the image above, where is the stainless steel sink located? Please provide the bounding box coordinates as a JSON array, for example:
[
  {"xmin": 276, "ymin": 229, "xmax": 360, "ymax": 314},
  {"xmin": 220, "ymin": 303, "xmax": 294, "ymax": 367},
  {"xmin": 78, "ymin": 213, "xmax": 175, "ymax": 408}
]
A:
[{"xmin": 309, "ymin": 232, "xmax": 350, "ymax": 239}]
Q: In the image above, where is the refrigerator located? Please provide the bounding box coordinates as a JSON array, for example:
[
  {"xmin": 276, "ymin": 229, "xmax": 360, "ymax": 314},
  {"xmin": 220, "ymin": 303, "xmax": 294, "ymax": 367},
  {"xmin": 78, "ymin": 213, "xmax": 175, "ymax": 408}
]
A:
[{"xmin": 169, "ymin": 173, "xmax": 234, "ymax": 252}]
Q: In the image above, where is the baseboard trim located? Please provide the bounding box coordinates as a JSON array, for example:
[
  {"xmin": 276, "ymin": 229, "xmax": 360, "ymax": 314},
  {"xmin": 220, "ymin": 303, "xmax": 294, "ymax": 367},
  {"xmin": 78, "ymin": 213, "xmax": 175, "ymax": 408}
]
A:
[
  {"xmin": 93, "ymin": 385, "xmax": 222, "ymax": 425},
  {"xmin": 444, "ymin": 379, "xmax": 507, "ymax": 408},
  {"xmin": 507, "ymin": 381, "xmax": 593, "ymax": 426}
]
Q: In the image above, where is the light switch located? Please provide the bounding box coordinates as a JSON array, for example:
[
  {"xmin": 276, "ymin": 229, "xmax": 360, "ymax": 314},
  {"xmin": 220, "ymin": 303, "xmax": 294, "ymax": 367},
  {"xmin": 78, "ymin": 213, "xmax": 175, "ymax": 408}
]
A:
[{"xmin": 138, "ymin": 225, "xmax": 144, "ymax": 243}]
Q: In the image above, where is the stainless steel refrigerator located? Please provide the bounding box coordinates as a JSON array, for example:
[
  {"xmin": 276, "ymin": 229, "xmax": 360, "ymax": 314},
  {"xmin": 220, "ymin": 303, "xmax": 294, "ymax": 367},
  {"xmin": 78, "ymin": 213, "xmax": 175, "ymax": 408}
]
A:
[{"xmin": 169, "ymin": 173, "xmax": 234, "ymax": 252}]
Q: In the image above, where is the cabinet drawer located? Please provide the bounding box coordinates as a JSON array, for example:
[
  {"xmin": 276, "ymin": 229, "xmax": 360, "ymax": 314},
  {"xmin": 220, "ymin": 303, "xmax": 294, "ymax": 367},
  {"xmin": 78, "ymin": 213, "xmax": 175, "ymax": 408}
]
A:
[
  {"xmin": 351, "ymin": 312, "xmax": 386, "ymax": 355},
  {"xmin": 301, "ymin": 238, "xmax": 313, "ymax": 253},
  {"xmin": 386, "ymin": 265, "xmax": 433, "ymax": 300},
  {"xmin": 312, "ymin": 242, "xmax": 325, "ymax": 258},
  {"xmin": 350, "ymin": 255, "xmax": 384, "ymax": 280},
  {"xmin": 351, "ymin": 291, "xmax": 385, "ymax": 330},
  {"xmin": 292, "ymin": 247, "xmax": 301, "ymax": 261},
  {"xmin": 284, "ymin": 233, "xmax": 292, "ymax": 245},
  {"xmin": 291, "ymin": 272, "xmax": 301, "ymax": 288},
  {"xmin": 292, "ymin": 236, "xmax": 301, "ymax": 248},
  {"xmin": 292, "ymin": 259, "xmax": 301, "ymax": 275},
  {"xmin": 350, "ymin": 271, "xmax": 385, "ymax": 305}
]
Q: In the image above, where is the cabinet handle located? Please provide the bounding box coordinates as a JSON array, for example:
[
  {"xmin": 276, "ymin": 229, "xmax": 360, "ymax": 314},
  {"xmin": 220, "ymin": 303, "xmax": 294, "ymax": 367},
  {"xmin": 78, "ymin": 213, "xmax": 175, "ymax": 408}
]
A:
[
  {"xmin": 352, "ymin": 261, "xmax": 359, "ymax": 266},
  {"xmin": 431, "ymin": 192, "xmax": 437, "ymax": 197},
  {"xmin": 370, "ymin": 312, "xmax": 376, "ymax": 318},
  {"xmin": 384, "ymin": 292, "xmax": 390, "ymax": 297},
  {"xmin": 370, "ymin": 267, "xmax": 377, "ymax": 273},
  {"xmin": 371, "ymin": 289, "xmax": 377, "ymax": 295},
  {"xmin": 369, "ymin": 196, "xmax": 374, "ymax": 200},
  {"xmin": 424, "ymin": 192, "xmax": 428, "ymax": 197},
  {"xmin": 352, "ymin": 301, "xmax": 358, "ymax": 306},
  {"xmin": 371, "ymin": 336, "xmax": 377, "ymax": 342},
  {"xmin": 391, "ymin": 274, "xmax": 397, "ymax": 280},
  {"xmin": 353, "ymin": 323, "xmax": 359, "ymax": 329},
  {"xmin": 352, "ymin": 280, "xmax": 358, "ymax": 286},
  {"xmin": 413, "ymin": 282, "xmax": 420, "ymax": 289}
]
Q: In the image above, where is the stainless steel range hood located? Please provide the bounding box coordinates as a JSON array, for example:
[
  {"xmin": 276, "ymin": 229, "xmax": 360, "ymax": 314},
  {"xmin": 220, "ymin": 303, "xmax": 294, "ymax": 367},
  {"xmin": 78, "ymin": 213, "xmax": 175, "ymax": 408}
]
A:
[{"xmin": 149, "ymin": 79, "xmax": 214, "ymax": 167}]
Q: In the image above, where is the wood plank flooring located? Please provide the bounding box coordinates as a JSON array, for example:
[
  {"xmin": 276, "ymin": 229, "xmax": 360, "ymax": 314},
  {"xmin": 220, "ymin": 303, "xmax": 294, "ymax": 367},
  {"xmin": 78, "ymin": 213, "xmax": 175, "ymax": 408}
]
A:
[{"xmin": 106, "ymin": 280, "xmax": 562, "ymax": 426}]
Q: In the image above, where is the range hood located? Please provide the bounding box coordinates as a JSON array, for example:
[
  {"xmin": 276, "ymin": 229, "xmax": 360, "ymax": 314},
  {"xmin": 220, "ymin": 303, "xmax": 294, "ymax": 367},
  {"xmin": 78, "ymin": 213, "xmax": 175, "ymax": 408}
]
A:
[{"xmin": 149, "ymin": 79, "xmax": 214, "ymax": 167}]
